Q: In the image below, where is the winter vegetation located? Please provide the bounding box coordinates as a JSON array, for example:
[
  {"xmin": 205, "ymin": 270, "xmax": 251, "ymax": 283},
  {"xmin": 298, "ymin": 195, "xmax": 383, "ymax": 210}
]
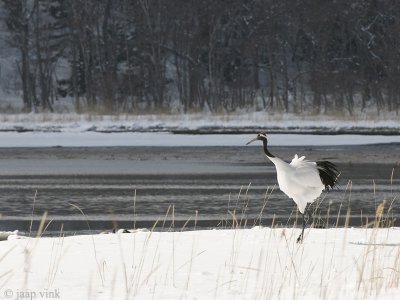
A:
[{"xmin": 1, "ymin": 0, "xmax": 400, "ymax": 115}]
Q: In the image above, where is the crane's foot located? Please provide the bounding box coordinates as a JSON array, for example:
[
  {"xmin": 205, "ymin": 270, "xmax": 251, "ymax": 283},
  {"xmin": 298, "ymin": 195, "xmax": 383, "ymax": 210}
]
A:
[{"xmin": 296, "ymin": 234, "xmax": 303, "ymax": 243}]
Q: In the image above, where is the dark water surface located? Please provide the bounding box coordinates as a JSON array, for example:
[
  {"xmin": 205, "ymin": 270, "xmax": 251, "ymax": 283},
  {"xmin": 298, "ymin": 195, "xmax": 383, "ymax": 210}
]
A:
[{"xmin": 0, "ymin": 145, "xmax": 399, "ymax": 235}]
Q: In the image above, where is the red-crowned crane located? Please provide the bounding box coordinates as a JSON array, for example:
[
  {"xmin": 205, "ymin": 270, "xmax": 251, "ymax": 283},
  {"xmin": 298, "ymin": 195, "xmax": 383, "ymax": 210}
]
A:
[{"xmin": 246, "ymin": 132, "xmax": 339, "ymax": 243}]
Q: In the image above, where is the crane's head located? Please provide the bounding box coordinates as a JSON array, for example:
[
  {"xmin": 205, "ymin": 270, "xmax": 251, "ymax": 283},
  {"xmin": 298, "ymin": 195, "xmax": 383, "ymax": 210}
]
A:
[{"xmin": 246, "ymin": 132, "xmax": 267, "ymax": 145}]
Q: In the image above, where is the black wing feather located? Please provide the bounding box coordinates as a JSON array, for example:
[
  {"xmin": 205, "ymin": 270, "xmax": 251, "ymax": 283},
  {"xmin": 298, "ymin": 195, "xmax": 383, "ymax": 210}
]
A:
[{"xmin": 316, "ymin": 161, "xmax": 340, "ymax": 190}]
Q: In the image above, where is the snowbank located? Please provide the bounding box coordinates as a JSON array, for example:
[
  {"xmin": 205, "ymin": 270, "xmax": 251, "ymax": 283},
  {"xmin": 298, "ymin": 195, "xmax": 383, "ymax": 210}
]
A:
[
  {"xmin": 0, "ymin": 227, "xmax": 399, "ymax": 299},
  {"xmin": 0, "ymin": 112, "xmax": 399, "ymax": 134},
  {"xmin": 0, "ymin": 112, "xmax": 399, "ymax": 147}
]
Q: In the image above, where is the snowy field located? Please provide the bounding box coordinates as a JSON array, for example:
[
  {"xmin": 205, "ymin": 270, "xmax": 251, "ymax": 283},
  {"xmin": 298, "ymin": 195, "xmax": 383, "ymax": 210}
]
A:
[{"xmin": 1, "ymin": 227, "xmax": 400, "ymax": 299}]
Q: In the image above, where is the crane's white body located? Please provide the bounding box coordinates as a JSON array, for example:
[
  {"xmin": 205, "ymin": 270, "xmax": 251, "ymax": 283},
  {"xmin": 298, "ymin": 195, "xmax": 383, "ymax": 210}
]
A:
[
  {"xmin": 268, "ymin": 154, "xmax": 324, "ymax": 214},
  {"xmin": 247, "ymin": 132, "xmax": 338, "ymax": 243}
]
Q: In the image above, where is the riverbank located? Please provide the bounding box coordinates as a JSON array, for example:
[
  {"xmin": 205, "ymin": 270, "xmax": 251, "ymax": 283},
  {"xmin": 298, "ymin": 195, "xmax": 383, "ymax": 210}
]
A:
[{"xmin": 0, "ymin": 112, "xmax": 399, "ymax": 134}]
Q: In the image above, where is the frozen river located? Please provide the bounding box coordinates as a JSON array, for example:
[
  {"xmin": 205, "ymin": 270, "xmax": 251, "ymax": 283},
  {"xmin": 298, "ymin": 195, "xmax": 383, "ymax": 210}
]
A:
[{"xmin": 0, "ymin": 133, "xmax": 399, "ymax": 235}]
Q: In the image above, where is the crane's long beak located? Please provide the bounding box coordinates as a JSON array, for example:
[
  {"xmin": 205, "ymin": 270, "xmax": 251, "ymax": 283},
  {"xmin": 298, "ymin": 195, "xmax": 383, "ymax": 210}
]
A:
[{"xmin": 246, "ymin": 137, "xmax": 258, "ymax": 145}]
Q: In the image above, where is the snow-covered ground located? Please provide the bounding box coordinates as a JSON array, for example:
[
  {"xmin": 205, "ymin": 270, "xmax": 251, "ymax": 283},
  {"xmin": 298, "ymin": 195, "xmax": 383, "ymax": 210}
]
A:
[{"xmin": 1, "ymin": 227, "xmax": 399, "ymax": 299}]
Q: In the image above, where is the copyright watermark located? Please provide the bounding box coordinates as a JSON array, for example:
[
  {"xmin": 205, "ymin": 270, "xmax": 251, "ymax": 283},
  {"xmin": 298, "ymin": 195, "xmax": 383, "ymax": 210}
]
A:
[{"xmin": 2, "ymin": 289, "xmax": 60, "ymax": 300}]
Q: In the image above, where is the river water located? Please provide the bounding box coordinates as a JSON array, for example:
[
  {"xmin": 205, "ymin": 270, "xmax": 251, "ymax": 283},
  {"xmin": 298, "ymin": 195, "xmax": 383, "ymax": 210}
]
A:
[{"xmin": 0, "ymin": 142, "xmax": 399, "ymax": 235}]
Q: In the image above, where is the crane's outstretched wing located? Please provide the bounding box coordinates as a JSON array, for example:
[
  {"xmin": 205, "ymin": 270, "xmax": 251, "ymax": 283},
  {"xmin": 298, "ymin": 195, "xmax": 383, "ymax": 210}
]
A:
[
  {"xmin": 289, "ymin": 154, "xmax": 323, "ymax": 189},
  {"xmin": 290, "ymin": 154, "xmax": 306, "ymax": 164}
]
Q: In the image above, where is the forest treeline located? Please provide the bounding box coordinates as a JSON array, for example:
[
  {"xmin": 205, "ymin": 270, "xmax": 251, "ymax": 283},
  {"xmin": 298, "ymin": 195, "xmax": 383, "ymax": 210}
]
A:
[{"xmin": 2, "ymin": 0, "xmax": 400, "ymax": 114}]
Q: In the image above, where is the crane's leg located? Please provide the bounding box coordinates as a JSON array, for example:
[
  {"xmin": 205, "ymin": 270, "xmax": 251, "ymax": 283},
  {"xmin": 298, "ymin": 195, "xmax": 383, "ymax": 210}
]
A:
[
  {"xmin": 297, "ymin": 207, "xmax": 312, "ymax": 243},
  {"xmin": 306, "ymin": 208, "xmax": 313, "ymax": 225},
  {"xmin": 297, "ymin": 213, "xmax": 306, "ymax": 243}
]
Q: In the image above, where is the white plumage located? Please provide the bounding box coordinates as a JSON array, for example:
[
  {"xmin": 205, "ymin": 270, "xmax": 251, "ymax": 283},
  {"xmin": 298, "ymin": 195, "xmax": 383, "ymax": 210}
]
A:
[
  {"xmin": 271, "ymin": 154, "xmax": 325, "ymax": 214},
  {"xmin": 247, "ymin": 132, "xmax": 339, "ymax": 243}
]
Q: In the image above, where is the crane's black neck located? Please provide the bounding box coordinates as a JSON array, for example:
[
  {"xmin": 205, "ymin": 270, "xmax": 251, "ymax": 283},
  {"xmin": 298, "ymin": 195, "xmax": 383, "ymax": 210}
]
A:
[{"xmin": 262, "ymin": 139, "xmax": 275, "ymax": 158}]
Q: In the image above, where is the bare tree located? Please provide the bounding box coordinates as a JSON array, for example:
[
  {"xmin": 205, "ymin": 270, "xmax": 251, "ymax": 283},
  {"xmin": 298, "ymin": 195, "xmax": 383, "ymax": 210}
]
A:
[{"xmin": 3, "ymin": 0, "xmax": 35, "ymax": 111}]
